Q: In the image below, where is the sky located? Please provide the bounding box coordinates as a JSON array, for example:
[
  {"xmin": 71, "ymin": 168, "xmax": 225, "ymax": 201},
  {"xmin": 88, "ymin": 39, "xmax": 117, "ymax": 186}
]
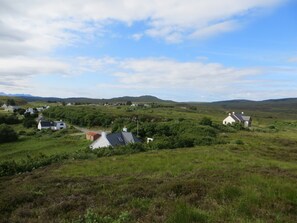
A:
[{"xmin": 0, "ymin": 0, "xmax": 296, "ymax": 102}]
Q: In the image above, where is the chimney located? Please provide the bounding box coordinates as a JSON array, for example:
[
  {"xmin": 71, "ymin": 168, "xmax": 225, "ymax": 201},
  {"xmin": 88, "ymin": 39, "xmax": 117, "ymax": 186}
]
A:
[
  {"xmin": 123, "ymin": 127, "xmax": 128, "ymax": 132},
  {"xmin": 232, "ymin": 112, "xmax": 235, "ymax": 115},
  {"xmin": 228, "ymin": 113, "xmax": 231, "ymax": 116},
  {"xmin": 241, "ymin": 112, "xmax": 244, "ymax": 115}
]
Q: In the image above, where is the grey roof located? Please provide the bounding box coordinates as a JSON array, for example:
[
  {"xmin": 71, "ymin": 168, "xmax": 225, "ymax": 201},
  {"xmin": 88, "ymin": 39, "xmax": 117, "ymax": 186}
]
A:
[
  {"xmin": 241, "ymin": 115, "xmax": 251, "ymax": 121},
  {"xmin": 40, "ymin": 121, "xmax": 54, "ymax": 127},
  {"xmin": 231, "ymin": 113, "xmax": 251, "ymax": 122},
  {"xmin": 106, "ymin": 132, "xmax": 141, "ymax": 147},
  {"xmin": 122, "ymin": 132, "xmax": 141, "ymax": 144}
]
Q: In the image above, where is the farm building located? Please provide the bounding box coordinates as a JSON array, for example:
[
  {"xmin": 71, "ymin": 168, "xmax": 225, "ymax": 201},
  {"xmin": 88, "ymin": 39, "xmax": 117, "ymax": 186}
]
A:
[
  {"xmin": 86, "ymin": 132, "xmax": 101, "ymax": 141},
  {"xmin": 223, "ymin": 112, "xmax": 252, "ymax": 128}
]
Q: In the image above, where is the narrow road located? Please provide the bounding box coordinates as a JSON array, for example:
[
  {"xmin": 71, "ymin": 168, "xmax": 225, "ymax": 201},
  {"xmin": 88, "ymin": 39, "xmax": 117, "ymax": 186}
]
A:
[{"xmin": 73, "ymin": 125, "xmax": 109, "ymax": 134}]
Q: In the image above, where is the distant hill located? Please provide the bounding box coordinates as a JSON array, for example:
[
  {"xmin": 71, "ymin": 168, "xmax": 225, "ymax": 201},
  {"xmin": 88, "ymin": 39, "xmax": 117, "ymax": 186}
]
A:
[
  {"xmin": 104, "ymin": 95, "xmax": 174, "ymax": 103},
  {"xmin": 2, "ymin": 92, "xmax": 297, "ymax": 112},
  {"xmin": 209, "ymin": 98, "xmax": 297, "ymax": 114},
  {"xmin": 0, "ymin": 96, "xmax": 27, "ymax": 106},
  {"xmin": 7, "ymin": 94, "xmax": 175, "ymax": 104}
]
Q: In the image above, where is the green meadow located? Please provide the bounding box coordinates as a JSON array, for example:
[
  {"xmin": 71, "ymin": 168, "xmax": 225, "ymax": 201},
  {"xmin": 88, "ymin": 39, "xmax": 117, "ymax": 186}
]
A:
[{"xmin": 0, "ymin": 103, "xmax": 296, "ymax": 222}]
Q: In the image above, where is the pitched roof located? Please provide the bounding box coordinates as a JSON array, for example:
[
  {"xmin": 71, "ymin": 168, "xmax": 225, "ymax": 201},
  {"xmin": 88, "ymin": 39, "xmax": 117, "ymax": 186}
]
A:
[
  {"xmin": 231, "ymin": 113, "xmax": 251, "ymax": 122},
  {"xmin": 122, "ymin": 132, "xmax": 141, "ymax": 144},
  {"xmin": 106, "ymin": 132, "xmax": 140, "ymax": 147},
  {"xmin": 40, "ymin": 120, "xmax": 54, "ymax": 127}
]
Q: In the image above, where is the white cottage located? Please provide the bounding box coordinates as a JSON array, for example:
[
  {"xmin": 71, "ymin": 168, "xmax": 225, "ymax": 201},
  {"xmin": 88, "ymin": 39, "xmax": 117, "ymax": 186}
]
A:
[
  {"xmin": 25, "ymin": 108, "xmax": 36, "ymax": 115},
  {"xmin": 52, "ymin": 121, "xmax": 66, "ymax": 130},
  {"xmin": 37, "ymin": 120, "xmax": 66, "ymax": 130},
  {"xmin": 223, "ymin": 112, "xmax": 252, "ymax": 128},
  {"xmin": 38, "ymin": 120, "xmax": 54, "ymax": 130}
]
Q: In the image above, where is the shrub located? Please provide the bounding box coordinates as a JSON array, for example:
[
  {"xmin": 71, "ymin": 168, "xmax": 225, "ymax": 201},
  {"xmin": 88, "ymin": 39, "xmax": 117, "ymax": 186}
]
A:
[
  {"xmin": 235, "ymin": 139, "xmax": 244, "ymax": 145},
  {"xmin": 74, "ymin": 209, "xmax": 130, "ymax": 223},
  {"xmin": 23, "ymin": 118, "xmax": 37, "ymax": 128},
  {"xmin": 0, "ymin": 124, "xmax": 18, "ymax": 143},
  {"xmin": 0, "ymin": 115, "xmax": 21, "ymax": 125},
  {"xmin": 0, "ymin": 153, "xmax": 69, "ymax": 177},
  {"xmin": 167, "ymin": 204, "xmax": 209, "ymax": 223},
  {"xmin": 195, "ymin": 136, "xmax": 216, "ymax": 146},
  {"xmin": 199, "ymin": 117, "xmax": 212, "ymax": 126}
]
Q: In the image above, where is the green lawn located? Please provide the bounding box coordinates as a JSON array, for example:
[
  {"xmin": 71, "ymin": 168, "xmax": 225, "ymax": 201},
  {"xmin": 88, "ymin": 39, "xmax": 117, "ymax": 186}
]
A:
[{"xmin": 0, "ymin": 132, "xmax": 89, "ymax": 161}]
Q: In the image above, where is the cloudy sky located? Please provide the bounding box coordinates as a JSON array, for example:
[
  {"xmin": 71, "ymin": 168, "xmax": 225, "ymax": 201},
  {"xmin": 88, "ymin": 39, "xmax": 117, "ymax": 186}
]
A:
[{"xmin": 0, "ymin": 0, "xmax": 296, "ymax": 101}]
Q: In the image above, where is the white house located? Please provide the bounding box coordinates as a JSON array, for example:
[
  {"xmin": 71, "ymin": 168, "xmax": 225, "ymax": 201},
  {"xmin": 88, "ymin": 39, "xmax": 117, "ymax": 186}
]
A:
[
  {"xmin": 52, "ymin": 121, "xmax": 66, "ymax": 130},
  {"xmin": 38, "ymin": 120, "xmax": 54, "ymax": 130},
  {"xmin": 5, "ymin": 105, "xmax": 20, "ymax": 112},
  {"xmin": 90, "ymin": 129, "xmax": 141, "ymax": 149},
  {"xmin": 223, "ymin": 112, "xmax": 252, "ymax": 128},
  {"xmin": 25, "ymin": 108, "xmax": 36, "ymax": 115},
  {"xmin": 37, "ymin": 120, "xmax": 66, "ymax": 130},
  {"xmin": 1, "ymin": 104, "xmax": 7, "ymax": 109}
]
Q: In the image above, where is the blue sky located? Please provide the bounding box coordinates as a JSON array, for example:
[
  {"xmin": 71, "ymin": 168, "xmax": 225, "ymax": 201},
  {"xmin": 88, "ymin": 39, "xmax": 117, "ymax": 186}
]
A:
[{"xmin": 0, "ymin": 0, "xmax": 296, "ymax": 101}]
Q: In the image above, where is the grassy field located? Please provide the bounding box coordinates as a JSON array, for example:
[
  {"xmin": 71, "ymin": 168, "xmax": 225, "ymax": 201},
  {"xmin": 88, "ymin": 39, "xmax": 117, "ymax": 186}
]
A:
[{"xmin": 0, "ymin": 105, "xmax": 296, "ymax": 222}]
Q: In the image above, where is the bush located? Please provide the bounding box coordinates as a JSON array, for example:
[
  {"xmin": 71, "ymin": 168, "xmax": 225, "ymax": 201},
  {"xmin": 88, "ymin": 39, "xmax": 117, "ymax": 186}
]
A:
[
  {"xmin": 74, "ymin": 209, "xmax": 130, "ymax": 223},
  {"xmin": 199, "ymin": 117, "xmax": 212, "ymax": 126},
  {"xmin": 0, "ymin": 153, "xmax": 69, "ymax": 177},
  {"xmin": 167, "ymin": 204, "xmax": 209, "ymax": 223},
  {"xmin": 23, "ymin": 118, "xmax": 37, "ymax": 128},
  {"xmin": 0, "ymin": 115, "xmax": 21, "ymax": 125},
  {"xmin": 235, "ymin": 139, "xmax": 244, "ymax": 145},
  {"xmin": 0, "ymin": 124, "xmax": 18, "ymax": 143}
]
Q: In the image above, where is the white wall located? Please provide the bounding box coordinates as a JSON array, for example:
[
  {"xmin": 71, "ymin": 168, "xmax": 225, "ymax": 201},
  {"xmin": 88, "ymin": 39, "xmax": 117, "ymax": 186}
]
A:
[
  {"xmin": 222, "ymin": 116, "xmax": 236, "ymax": 125},
  {"xmin": 90, "ymin": 133, "xmax": 111, "ymax": 149}
]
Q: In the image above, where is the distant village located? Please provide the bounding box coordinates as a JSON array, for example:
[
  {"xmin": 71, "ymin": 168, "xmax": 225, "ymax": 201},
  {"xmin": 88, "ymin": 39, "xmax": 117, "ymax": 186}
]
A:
[{"xmin": 1, "ymin": 100, "xmax": 252, "ymax": 150}]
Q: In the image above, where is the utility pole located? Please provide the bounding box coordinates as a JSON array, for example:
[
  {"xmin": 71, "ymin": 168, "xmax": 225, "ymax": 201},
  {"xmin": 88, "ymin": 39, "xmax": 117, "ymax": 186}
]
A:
[{"xmin": 137, "ymin": 118, "xmax": 139, "ymax": 137}]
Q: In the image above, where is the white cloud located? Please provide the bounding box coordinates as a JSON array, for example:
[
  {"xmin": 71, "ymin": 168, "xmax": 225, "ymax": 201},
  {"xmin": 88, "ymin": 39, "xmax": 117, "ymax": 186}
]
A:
[
  {"xmin": 0, "ymin": 56, "xmax": 70, "ymax": 76},
  {"xmin": 190, "ymin": 21, "xmax": 238, "ymax": 40},
  {"xmin": 0, "ymin": 0, "xmax": 284, "ymax": 57},
  {"xmin": 0, "ymin": 56, "xmax": 71, "ymax": 92},
  {"xmin": 1, "ymin": 55, "xmax": 296, "ymax": 100},
  {"xmin": 82, "ymin": 57, "xmax": 261, "ymax": 93}
]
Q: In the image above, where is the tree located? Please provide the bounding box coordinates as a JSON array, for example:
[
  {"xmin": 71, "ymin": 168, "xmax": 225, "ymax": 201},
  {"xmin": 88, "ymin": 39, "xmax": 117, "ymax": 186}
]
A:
[
  {"xmin": 6, "ymin": 99, "xmax": 16, "ymax": 106},
  {"xmin": 16, "ymin": 108, "xmax": 26, "ymax": 115},
  {"xmin": 126, "ymin": 101, "xmax": 132, "ymax": 106},
  {"xmin": 23, "ymin": 118, "xmax": 37, "ymax": 128},
  {"xmin": 0, "ymin": 124, "xmax": 18, "ymax": 143}
]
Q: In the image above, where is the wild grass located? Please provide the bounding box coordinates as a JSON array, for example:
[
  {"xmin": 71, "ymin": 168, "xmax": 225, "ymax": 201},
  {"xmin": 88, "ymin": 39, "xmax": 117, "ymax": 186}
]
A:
[
  {"xmin": 0, "ymin": 105, "xmax": 296, "ymax": 222},
  {"xmin": 0, "ymin": 130, "xmax": 89, "ymax": 161}
]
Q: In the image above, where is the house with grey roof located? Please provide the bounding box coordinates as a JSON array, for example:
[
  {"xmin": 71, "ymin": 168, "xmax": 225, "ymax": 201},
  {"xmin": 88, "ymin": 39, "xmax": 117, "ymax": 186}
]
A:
[
  {"xmin": 223, "ymin": 112, "xmax": 252, "ymax": 128},
  {"xmin": 90, "ymin": 129, "xmax": 141, "ymax": 149},
  {"xmin": 38, "ymin": 120, "xmax": 54, "ymax": 130},
  {"xmin": 2, "ymin": 104, "xmax": 20, "ymax": 112},
  {"xmin": 37, "ymin": 120, "xmax": 67, "ymax": 130}
]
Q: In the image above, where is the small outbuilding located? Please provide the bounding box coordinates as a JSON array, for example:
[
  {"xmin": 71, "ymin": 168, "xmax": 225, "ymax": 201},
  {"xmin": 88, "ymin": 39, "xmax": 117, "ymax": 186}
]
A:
[
  {"xmin": 223, "ymin": 112, "xmax": 252, "ymax": 128},
  {"xmin": 86, "ymin": 132, "xmax": 101, "ymax": 141}
]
